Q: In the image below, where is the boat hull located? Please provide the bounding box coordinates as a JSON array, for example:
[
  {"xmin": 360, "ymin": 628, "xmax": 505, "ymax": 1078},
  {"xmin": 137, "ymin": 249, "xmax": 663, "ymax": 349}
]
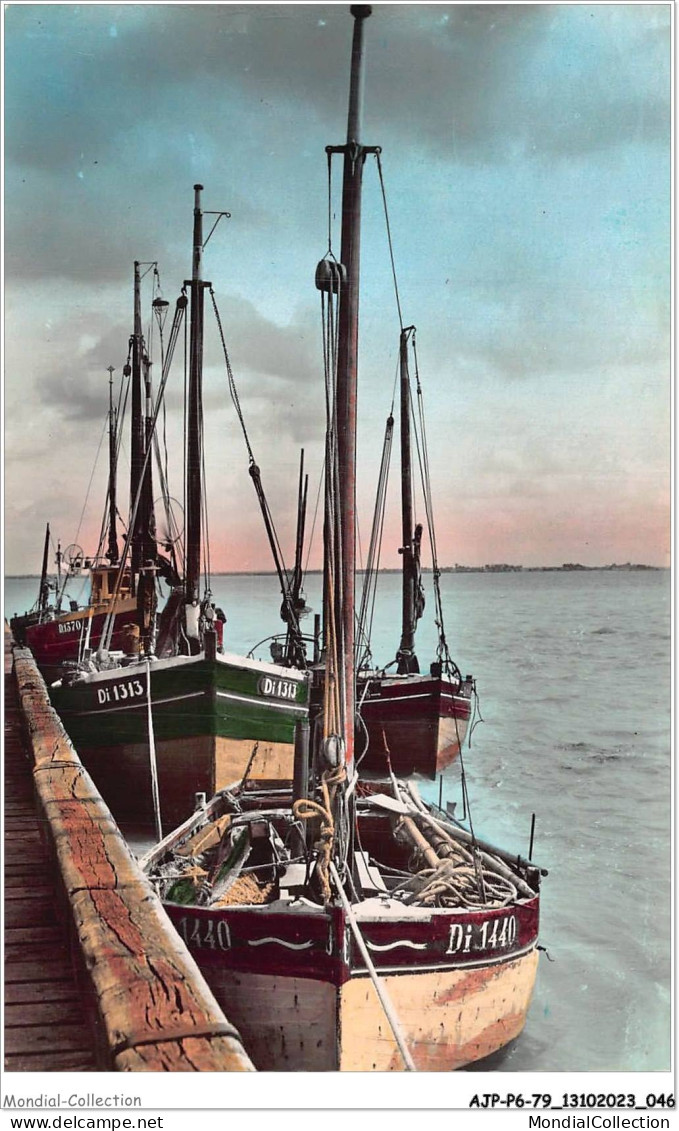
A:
[
  {"xmin": 24, "ymin": 602, "xmax": 138, "ymax": 684},
  {"xmin": 49, "ymin": 653, "xmax": 308, "ymax": 826},
  {"xmin": 163, "ymin": 894, "xmax": 539, "ymax": 1071},
  {"xmin": 196, "ymin": 949, "xmax": 538, "ymax": 1071},
  {"xmin": 357, "ymin": 674, "xmax": 473, "ymax": 778}
]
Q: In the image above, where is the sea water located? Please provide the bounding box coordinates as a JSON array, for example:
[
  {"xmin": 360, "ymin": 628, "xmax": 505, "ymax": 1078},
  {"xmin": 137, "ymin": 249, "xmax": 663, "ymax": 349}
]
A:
[{"xmin": 3, "ymin": 568, "xmax": 671, "ymax": 1073}]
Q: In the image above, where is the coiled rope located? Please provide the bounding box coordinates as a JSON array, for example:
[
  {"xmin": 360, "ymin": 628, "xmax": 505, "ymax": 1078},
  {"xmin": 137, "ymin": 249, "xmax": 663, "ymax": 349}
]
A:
[{"xmin": 292, "ymin": 765, "xmax": 346, "ymax": 904}]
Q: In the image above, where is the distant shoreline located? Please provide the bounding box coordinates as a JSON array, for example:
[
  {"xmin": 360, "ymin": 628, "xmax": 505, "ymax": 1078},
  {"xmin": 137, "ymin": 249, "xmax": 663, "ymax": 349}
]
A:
[{"xmin": 4, "ymin": 563, "xmax": 667, "ymax": 580}]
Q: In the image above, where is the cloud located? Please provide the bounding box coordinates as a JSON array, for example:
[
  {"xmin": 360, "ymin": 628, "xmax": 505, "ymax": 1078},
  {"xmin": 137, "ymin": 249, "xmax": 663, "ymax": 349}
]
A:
[
  {"xmin": 3, "ymin": 4, "xmax": 670, "ymax": 573},
  {"xmin": 6, "ymin": 5, "xmax": 668, "ymax": 173}
]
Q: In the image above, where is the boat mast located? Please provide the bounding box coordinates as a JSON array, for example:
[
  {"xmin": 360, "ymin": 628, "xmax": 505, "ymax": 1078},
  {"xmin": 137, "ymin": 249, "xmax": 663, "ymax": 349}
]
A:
[
  {"xmin": 38, "ymin": 523, "xmax": 50, "ymax": 615},
  {"xmin": 333, "ymin": 4, "xmax": 372, "ymax": 770},
  {"xmin": 185, "ymin": 184, "xmax": 205, "ymax": 647},
  {"xmin": 142, "ymin": 346, "xmax": 156, "ymax": 560},
  {"xmin": 106, "ymin": 366, "xmax": 119, "ymax": 565},
  {"xmin": 397, "ymin": 328, "xmax": 422, "ymax": 673},
  {"xmin": 129, "ymin": 261, "xmax": 145, "ymax": 581}
]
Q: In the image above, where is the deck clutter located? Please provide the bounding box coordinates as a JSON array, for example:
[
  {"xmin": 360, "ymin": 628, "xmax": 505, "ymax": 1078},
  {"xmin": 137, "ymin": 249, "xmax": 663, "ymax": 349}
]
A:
[{"xmin": 8, "ymin": 6, "xmax": 547, "ymax": 1073}]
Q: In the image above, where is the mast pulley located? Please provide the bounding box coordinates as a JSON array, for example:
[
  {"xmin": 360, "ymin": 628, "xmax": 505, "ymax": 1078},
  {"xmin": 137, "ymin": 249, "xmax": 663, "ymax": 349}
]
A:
[
  {"xmin": 152, "ymin": 296, "xmax": 170, "ymax": 334},
  {"xmin": 315, "ymin": 258, "xmax": 347, "ymax": 294}
]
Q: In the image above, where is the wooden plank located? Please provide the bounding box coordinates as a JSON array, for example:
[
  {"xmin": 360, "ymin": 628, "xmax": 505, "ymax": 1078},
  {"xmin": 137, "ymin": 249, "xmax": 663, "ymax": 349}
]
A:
[
  {"xmin": 5, "ymin": 942, "xmax": 70, "ymax": 965},
  {"xmin": 4, "ymin": 863, "xmax": 48, "ymax": 879},
  {"xmin": 5, "ymin": 926, "xmax": 63, "ymax": 946},
  {"xmin": 5, "ymin": 999, "xmax": 85, "ymax": 1027},
  {"xmin": 4, "ymin": 959, "xmax": 74, "ymax": 983},
  {"xmin": 71, "ymin": 885, "xmax": 254, "ymax": 1069},
  {"xmin": 4, "ymin": 980, "xmax": 81, "ymax": 1005},
  {"xmin": 115, "ymin": 1034, "xmax": 254, "ymax": 1073},
  {"xmin": 5, "ymin": 901, "xmax": 57, "ymax": 927},
  {"xmin": 4, "ymin": 1050, "xmax": 96, "ymax": 1072},
  {"xmin": 4, "ymin": 861, "xmax": 47, "ymax": 877},
  {"xmin": 4, "ymin": 1021, "xmax": 93, "ymax": 1055},
  {"xmin": 4, "ymin": 848, "xmax": 47, "ymax": 864},
  {"xmin": 7, "ymin": 645, "xmax": 254, "ymax": 1074},
  {"xmin": 4, "ymin": 886, "xmax": 55, "ymax": 900}
]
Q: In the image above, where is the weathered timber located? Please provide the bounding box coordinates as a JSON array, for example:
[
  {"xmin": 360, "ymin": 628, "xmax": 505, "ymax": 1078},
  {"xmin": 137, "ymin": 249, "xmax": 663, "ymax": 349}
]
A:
[
  {"xmin": 5, "ymin": 980, "xmax": 83, "ymax": 1006},
  {"xmin": 4, "ymin": 627, "xmax": 97, "ymax": 1072},
  {"xmin": 10, "ymin": 643, "xmax": 255, "ymax": 1073}
]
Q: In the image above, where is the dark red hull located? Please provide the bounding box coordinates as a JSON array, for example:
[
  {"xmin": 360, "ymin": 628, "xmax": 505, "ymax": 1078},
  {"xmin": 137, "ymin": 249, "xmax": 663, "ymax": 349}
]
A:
[
  {"xmin": 165, "ymin": 894, "xmax": 538, "ymax": 986},
  {"xmin": 24, "ymin": 603, "xmax": 137, "ymax": 683},
  {"xmin": 143, "ymin": 783, "xmax": 542, "ymax": 1071},
  {"xmin": 357, "ymin": 673, "xmax": 473, "ymax": 778}
]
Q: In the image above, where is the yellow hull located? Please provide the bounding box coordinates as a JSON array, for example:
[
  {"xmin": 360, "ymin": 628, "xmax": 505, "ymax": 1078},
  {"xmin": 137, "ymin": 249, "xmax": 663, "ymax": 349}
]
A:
[{"xmin": 201, "ymin": 949, "xmax": 539, "ymax": 1071}]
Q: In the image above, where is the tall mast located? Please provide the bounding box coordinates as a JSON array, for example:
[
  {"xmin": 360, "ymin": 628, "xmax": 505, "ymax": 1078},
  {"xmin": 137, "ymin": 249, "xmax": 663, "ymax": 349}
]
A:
[
  {"xmin": 129, "ymin": 261, "xmax": 145, "ymax": 579},
  {"xmin": 38, "ymin": 523, "xmax": 50, "ymax": 615},
  {"xmin": 185, "ymin": 184, "xmax": 205, "ymax": 644},
  {"xmin": 106, "ymin": 366, "xmax": 119, "ymax": 565},
  {"xmin": 397, "ymin": 328, "xmax": 422, "ymax": 673},
  {"xmin": 142, "ymin": 352, "xmax": 156, "ymax": 555},
  {"xmin": 333, "ymin": 4, "xmax": 372, "ymax": 771}
]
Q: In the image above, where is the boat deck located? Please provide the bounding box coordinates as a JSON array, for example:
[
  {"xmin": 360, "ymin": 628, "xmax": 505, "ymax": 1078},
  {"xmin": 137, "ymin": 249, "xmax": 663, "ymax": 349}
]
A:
[{"xmin": 4, "ymin": 625, "xmax": 97, "ymax": 1072}]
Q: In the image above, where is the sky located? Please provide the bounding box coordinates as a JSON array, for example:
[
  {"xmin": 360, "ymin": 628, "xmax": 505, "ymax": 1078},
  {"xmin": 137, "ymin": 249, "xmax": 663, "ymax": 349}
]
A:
[{"xmin": 3, "ymin": 1, "xmax": 671, "ymax": 574}]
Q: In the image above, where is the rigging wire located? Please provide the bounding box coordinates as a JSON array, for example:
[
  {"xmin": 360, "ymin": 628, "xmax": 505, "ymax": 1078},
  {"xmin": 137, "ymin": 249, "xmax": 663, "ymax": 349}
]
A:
[
  {"xmin": 303, "ymin": 453, "xmax": 325, "ymax": 577},
  {"xmin": 200, "ymin": 362, "xmax": 211, "ymax": 596},
  {"xmin": 183, "ymin": 298, "xmax": 189, "ymax": 582},
  {"xmin": 408, "ymin": 333, "xmax": 460, "ymax": 676},
  {"xmin": 99, "ymin": 293, "xmax": 188, "ymax": 653},
  {"xmin": 356, "ymin": 413, "xmax": 394, "ymax": 669},
  {"xmin": 70, "ymin": 414, "xmax": 108, "ymax": 562},
  {"xmin": 209, "ymin": 287, "xmax": 307, "ymax": 663},
  {"xmin": 353, "ymin": 154, "xmax": 406, "ymax": 663},
  {"xmin": 375, "ymin": 152, "xmax": 404, "ymax": 332}
]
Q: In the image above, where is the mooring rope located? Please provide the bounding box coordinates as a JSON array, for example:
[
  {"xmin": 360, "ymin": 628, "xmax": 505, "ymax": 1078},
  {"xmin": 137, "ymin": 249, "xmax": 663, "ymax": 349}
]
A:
[
  {"xmin": 146, "ymin": 657, "xmax": 163, "ymax": 841},
  {"xmin": 328, "ymin": 860, "xmax": 417, "ymax": 1072},
  {"xmin": 292, "ymin": 765, "xmax": 345, "ymax": 903}
]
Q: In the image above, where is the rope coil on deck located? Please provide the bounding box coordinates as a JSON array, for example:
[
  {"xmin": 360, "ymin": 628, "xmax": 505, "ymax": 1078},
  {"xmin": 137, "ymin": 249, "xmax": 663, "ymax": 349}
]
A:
[{"xmin": 293, "ymin": 764, "xmax": 346, "ymax": 903}]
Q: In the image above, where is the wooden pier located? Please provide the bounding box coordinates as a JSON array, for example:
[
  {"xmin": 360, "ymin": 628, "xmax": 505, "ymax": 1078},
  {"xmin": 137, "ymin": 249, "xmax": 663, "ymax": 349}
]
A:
[
  {"xmin": 3, "ymin": 628, "xmax": 255, "ymax": 1073},
  {"xmin": 4, "ymin": 628, "xmax": 97, "ymax": 1070}
]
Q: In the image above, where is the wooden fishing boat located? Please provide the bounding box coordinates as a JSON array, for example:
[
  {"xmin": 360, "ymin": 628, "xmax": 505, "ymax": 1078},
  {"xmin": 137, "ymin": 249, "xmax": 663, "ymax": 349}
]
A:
[
  {"xmin": 355, "ymin": 324, "xmax": 474, "ymax": 777},
  {"xmin": 10, "ymin": 523, "xmax": 57, "ymax": 646},
  {"xmin": 19, "ymin": 561, "xmax": 139, "ymax": 685},
  {"xmin": 144, "ymin": 4, "xmax": 544, "ymax": 1072},
  {"xmin": 50, "ymin": 648, "xmax": 308, "ymax": 827},
  {"xmin": 143, "ymin": 777, "xmax": 542, "ymax": 1071},
  {"xmin": 357, "ymin": 667, "xmax": 474, "ymax": 777},
  {"xmin": 48, "ymin": 196, "xmax": 309, "ymax": 831},
  {"xmin": 14, "ymin": 284, "xmax": 162, "ymax": 684}
]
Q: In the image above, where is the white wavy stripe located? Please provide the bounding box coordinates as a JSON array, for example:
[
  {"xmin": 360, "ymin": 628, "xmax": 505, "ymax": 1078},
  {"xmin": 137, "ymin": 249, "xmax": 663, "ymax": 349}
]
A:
[
  {"xmin": 365, "ymin": 939, "xmax": 428, "ymax": 952},
  {"xmin": 247, "ymin": 936, "xmax": 314, "ymax": 950}
]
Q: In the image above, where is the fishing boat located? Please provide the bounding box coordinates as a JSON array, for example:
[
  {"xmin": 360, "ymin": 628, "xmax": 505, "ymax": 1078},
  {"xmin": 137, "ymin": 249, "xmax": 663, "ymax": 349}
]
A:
[
  {"xmin": 12, "ymin": 271, "xmax": 170, "ymax": 684},
  {"xmin": 49, "ymin": 196, "xmax": 310, "ymax": 830},
  {"xmin": 143, "ymin": 776, "xmax": 542, "ymax": 1071},
  {"xmin": 356, "ymin": 326, "xmax": 474, "ymax": 778},
  {"xmin": 143, "ymin": 5, "xmax": 544, "ymax": 1072},
  {"xmin": 9, "ymin": 523, "xmax": 58, "ymax": 646}
]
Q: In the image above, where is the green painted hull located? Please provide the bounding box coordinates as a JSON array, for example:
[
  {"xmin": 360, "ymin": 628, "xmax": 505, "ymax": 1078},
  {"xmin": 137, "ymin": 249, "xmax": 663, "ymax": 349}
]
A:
[
  {"xmin": 50, "ymin": 654, "xmax": 308, "ymax": 747},
  {"xmin": 48, "ymin": 653, "xmax": 309, "ymax": 825}
]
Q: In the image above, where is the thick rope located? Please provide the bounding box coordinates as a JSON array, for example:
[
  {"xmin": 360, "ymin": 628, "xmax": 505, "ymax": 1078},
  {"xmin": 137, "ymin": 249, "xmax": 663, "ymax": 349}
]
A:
[
  {"xmin": 328, "ymin": 861, "xmax": 417, "ymax": 1072},
  {"xmin": 146, "ymin": 658, "xmax": 163, "ymax": 841},
  {"xmin": 292, "ymin": 765, "xmax": 346, "ymax": 904}
]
